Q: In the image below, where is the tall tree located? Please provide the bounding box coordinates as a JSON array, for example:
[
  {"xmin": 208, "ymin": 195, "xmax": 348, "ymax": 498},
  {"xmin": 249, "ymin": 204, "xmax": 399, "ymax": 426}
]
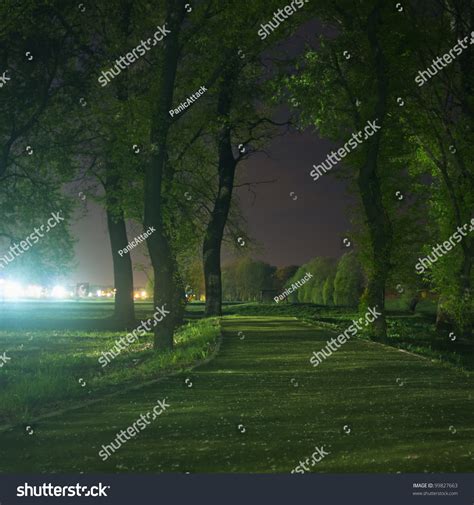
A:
[
  {"xmin": 286, "ymin": 0, "xmax": 398, "ymax": 341},
  {"xmin": 0, "ymin": 0, "xmax": 85, "ymax": 282},
  {"xmin": 200, "ymin": 0, "xmax": 299, "ymax": 316},
  {"xmin": 144, "ymin": 0, "xmax": 188, "ymax": 349},
  {"xmin": 397, "ymin": 0, "xmax": 474, "ymax": 335}
]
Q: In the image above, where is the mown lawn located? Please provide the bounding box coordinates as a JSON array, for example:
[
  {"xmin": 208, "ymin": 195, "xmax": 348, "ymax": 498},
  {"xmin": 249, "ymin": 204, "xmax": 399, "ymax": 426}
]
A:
[
  {"xmin": 0, "ymin": 301, "xmax": 220, "ymax": 426},
  {"xmin": 0, "ymin": 315, "xmax": 472, "ymax": 473}
]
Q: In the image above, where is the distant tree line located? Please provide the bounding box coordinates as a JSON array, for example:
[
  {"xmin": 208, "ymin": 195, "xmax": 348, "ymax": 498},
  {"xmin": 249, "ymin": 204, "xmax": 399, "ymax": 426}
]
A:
[
  {"xmin": 285, "ymin": 253, "xmax": 365, "ymax": 306},
  {"xmin": 218, "ymin": 253, "xmax": 365, "ymax": 305},
  {"xmin": 221, "ymin": 259, "xmax": 298, "ymax": 302}
]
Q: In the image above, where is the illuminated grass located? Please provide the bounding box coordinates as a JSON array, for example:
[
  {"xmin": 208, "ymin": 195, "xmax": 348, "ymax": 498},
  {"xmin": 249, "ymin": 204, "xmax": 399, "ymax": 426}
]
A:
[
  {"xmin": 0, "ymin": 315, "xmax": 472, "ymax": 473},
  {"xmin": 0, "ymin": 316, "xmax": 220, "ymax": 426}
]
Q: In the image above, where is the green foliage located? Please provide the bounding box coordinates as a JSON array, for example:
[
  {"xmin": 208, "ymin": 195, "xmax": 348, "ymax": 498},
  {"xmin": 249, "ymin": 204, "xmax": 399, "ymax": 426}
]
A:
[
  {"xmin": 273, "ymin": 265, "xmax": 299, "ymax": 291},
  {"xmin": 222, "ymin": 257, "xmax": 276, "ymax": 301},
  {"xmin": 0, "ymin": 1, "xmax": 80, "ymax": 280},
  {"xmin": 333, "ymin": 253, "xmax": 365, "ymax": 306},
  {"xmin": 284, "ymin": 254, "xmax": 364, "ymax": 307},
  {"xmin": 285, "ymin": 258, "xmax": 335, "ymax": 304},
  {"xmin": 322, "ymin": 273, "xmax": 335, "ymax": 306}
]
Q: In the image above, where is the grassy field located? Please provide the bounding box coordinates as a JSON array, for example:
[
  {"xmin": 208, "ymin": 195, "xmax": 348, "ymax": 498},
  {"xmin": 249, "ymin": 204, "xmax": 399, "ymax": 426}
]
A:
[
  {"xmin": 0, "ymin": 301, "xmax": 220, "ymax": 427},
  {"xmin": 0, "ymin": 302, "xmax": 473, "ymax": 473}
]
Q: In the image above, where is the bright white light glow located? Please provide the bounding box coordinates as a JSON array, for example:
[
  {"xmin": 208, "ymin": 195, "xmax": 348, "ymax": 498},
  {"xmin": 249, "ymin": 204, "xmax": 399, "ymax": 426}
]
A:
[
  {"xmin": 51, "ymin": 285, "xmax": 67, "ymax": 298},
  {"xmin": 3, "ymin": 281, "xmax": 24, "ymax": 298},
  {"xmin": 0, "ymin": 280, "xmax": 120, "ymax": 300},
  {"xmin": 26, "ymin": 285, "xmax": 43, "ymax": 298}
]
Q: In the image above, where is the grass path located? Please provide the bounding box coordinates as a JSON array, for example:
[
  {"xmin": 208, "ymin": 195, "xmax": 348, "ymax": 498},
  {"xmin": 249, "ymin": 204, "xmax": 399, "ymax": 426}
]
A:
[{"xmin": 1, "ymin": 316, "xmax": 473, "ymax": 473}]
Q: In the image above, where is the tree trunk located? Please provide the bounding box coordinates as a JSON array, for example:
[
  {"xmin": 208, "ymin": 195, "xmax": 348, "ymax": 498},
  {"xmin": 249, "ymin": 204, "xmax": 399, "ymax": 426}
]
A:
[
  {"xmin": 458, "ymin": 238, "xmax": 473, "ymax": 338},
  {"xmin": 455, "ymin": 2, "xmax": 474, "ymax": 339},
  {"xmin": 358, "ymin": 1, "xmax": 391, "ymax": 343},
  {"xmin": 144, "ymin": 1, "xmax": 186, "ymax": 350},
  {"xmin": 105, "ymin": 168, "xmax": 135, "ymax": 326},
  {"xmin": 435, "ymin": 295, "xmax": 451, "ymax": 330},
  {"xmin": 101, "ymin": 0, "xmax": 136, "ymax": 327},
  {"xmin": 408, "ymin": 294, "xmax": 419, "ymax": 313},
  {"xmin": 203, "ymin": 67, "xmax": 237, "ymax": 316}
]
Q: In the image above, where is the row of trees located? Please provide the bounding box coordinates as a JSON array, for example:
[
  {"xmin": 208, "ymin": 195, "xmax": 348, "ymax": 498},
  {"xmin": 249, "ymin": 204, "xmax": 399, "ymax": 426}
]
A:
[
  {"xmin": 1, "ymin": 0, "xmax": 472, "ymax": 349},
  {"xmin": 0, "ymin": 0, "xmax": 306, "ymax": 349},
  {"xmin": 283, "ymin": 0, "xmax": 473, "ymax": 340},
  {"xmin": 217, "ymin": 253, "xmax": 365, "ymax": 306}
]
